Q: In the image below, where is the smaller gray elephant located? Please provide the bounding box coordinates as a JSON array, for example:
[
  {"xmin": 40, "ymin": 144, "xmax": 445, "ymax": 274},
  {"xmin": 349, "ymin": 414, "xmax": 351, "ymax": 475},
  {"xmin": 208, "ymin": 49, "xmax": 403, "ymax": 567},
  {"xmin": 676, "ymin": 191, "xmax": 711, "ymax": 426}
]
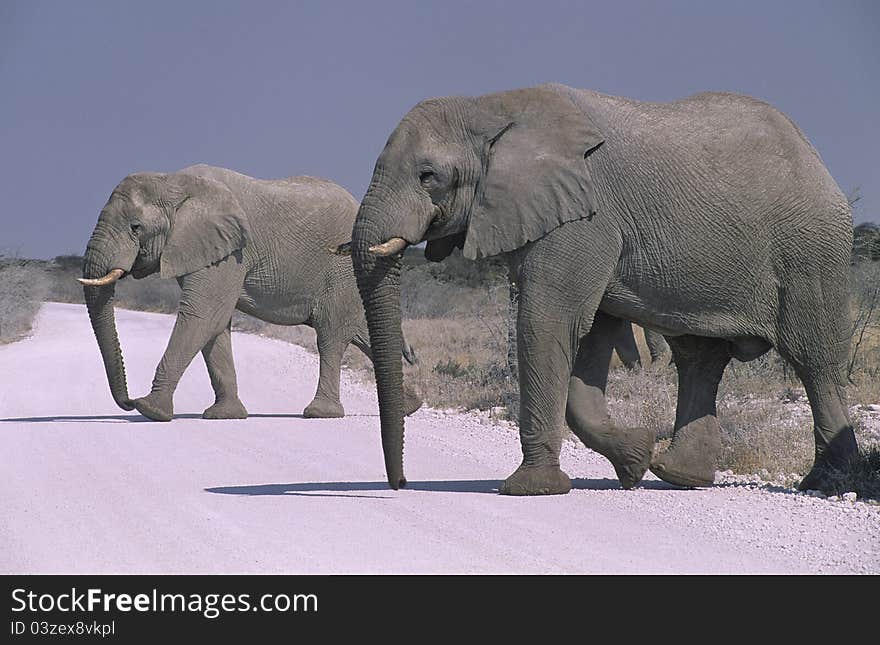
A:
[{"xmin": 81, "ymin": 164, "xmax": 421, "ymax": 421}]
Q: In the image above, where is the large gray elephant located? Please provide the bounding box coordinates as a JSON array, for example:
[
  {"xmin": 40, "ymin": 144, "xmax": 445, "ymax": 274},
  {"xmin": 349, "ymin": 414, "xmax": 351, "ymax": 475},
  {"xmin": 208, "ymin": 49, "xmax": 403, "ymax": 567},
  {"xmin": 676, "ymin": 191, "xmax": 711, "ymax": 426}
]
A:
[
  {"xmin": 348, "ymin": 83, "xmax": 859, "ymax": 496},
  {"xmin": 81, "ymin": 164, "xmax": 420, "ymax": 421}
]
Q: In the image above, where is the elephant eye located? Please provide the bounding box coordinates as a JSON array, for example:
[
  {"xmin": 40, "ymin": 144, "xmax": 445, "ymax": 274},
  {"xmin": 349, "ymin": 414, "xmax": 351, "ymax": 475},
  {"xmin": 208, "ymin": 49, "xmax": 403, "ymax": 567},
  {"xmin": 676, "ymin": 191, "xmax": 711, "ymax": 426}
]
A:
[
  {"xmin": 130, "ymin": 223, "xmax": 142, "ymax": 234},
  {"xmin": 419, "ymin": 171, "xmax": 435, "ymax": 185}
]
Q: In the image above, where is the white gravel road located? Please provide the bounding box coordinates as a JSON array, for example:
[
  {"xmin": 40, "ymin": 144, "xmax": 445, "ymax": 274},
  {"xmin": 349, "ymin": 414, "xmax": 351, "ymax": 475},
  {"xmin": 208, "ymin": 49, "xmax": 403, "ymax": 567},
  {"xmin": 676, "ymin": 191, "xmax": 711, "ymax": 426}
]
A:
[{"xmin": 0, "ymin": 303, "xmax": 877, "ymax": 574}]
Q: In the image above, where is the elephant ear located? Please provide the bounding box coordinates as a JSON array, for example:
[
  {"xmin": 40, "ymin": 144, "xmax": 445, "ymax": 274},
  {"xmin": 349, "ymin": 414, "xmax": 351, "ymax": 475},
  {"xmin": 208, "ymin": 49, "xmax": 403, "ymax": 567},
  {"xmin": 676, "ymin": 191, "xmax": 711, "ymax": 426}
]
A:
[
  {"xmin": 462, "ymin": 85, "xmax": 604, "ymax": 260},
  {"xmin": 159, "ymin": 174, "xmax": 251, "ymax": 279}
]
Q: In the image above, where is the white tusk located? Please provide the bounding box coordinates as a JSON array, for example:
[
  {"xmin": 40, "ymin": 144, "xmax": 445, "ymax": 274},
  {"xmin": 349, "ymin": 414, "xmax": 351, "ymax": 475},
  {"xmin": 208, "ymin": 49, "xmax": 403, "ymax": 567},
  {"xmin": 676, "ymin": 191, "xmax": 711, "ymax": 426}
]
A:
[
  {"xmin": 368, "ymin": 237, "xmax": 408, "ymax": 257},
  {"xmin": 77, "ymin": 268, "xmax": 125, "ymax": 287}
]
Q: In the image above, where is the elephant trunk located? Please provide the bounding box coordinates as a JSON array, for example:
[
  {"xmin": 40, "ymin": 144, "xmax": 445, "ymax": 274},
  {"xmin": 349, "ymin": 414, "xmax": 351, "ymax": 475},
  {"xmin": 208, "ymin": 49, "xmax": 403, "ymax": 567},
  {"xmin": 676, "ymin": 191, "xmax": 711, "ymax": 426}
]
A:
[
  {"xmin": 82, "ymin": 237, "xmax": 134, "ymax": 411},
  {"xmin": 352, "ymin": 211, "xmax": 407, "ymax": 490}
]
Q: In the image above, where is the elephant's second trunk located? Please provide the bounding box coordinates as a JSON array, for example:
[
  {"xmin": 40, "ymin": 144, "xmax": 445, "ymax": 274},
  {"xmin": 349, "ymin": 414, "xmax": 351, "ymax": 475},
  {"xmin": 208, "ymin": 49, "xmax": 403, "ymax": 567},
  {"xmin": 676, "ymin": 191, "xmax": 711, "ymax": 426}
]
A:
[
  {"xmin": 353, "ymin": 218, "xmax": 407, "ymax": 490},
  {"xmin": 82, "ymin": 250, "xmax": 133, "ymax": 411}
]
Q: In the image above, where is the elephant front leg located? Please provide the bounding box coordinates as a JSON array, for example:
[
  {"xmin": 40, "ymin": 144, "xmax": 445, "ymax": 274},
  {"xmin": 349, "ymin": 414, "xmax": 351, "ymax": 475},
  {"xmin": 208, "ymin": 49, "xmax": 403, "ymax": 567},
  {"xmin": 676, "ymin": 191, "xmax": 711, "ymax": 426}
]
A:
[
  {"xmin": 500, "ymin": 317, "xmax": 576, "ymax": 496},
  {"xmin": 201, "ymin": 322, "xmax": 248, "ymax": 419},
  {"xmin": 566, "ymin": 312, "xmax": 655, "ymax": 489},
  {"xmin": 132, "ymin": 319, "xmax": 199, "ymax": 421},
  {"xmin": 132, "ymin": 255, "xmax": 244, "ymax": 421}
]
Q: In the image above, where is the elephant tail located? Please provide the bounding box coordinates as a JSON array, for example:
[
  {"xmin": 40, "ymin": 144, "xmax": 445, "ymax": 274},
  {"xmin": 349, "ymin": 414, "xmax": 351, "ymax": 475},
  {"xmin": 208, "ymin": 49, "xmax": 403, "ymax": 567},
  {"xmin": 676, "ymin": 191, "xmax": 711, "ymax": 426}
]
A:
[{"xmin": 402, "ymin": 340, "xmax": 417, "ymax": 366}]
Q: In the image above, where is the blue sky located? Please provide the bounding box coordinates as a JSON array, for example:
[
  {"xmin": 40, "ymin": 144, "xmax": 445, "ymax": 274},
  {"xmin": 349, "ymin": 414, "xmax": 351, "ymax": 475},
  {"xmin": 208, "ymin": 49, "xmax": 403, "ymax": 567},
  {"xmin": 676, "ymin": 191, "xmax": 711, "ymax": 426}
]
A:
[{"xmin": 2, "ymin": 0, "xmax": 877, "ymax": 258}]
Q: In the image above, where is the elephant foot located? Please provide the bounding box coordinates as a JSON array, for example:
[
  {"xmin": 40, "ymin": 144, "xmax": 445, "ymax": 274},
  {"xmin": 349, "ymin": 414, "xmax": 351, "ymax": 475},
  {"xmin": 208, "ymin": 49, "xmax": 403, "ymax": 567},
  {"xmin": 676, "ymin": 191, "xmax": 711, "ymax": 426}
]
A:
[
  {"xmin": 303, "ymin": 398, "xmax": 345, "ymax": 418},
  {"xmin": 650, "ymin": 417, "xmax": 720, "ymax": 487},
  {"xmin": 603, "ymin": 426, "xmax": 655, "ymax": 489},
  {"xmin": 203, "ymin": 398, "xmax": 248, "ymax": 420},
  {"xmin": 403, "ymin": 386, "xmax": 423, "ymax": 417},
  {"xmin": 132, "ymin": 393, "xmax": 174, "ymax": 422},
  {"xmin": 798, "ymin": 427, "xmax": 860, "ymax": 495},
  {"xmin": 798, "ymin": 463, "xmax": 839, "ymax": 495},
  {"xmin": 499, "ymin": 463, "xmax": 572, "ymax": 496}
]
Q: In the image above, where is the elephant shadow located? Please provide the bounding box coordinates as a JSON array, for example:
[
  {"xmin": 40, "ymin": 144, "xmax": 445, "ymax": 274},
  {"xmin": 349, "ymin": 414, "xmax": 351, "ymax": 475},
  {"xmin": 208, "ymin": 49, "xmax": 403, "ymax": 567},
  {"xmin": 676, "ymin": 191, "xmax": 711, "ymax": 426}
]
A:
[
  {"xmin": 0, "ymin": 412, "xmax": 358, "ymax": 424},
  {"xmin": 205, "ymin": 477, "xmax": 678, "ymax": 498},
  {"xmin": 205, "ymin": 480, "xmax": 501, "ymax": 498},
  {"xmin": 0, "ymin": 413, "xmax": 187, "ymax": 424},
  {"xmin": 571, "ymin": 478, "xmax": 681, "ymax": 491}
]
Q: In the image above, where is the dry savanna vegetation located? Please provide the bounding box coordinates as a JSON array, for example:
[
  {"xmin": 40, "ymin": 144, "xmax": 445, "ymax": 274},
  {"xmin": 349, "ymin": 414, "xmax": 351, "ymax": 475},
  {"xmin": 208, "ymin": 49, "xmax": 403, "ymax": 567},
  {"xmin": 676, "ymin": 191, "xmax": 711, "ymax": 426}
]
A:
[{"xmin": 3, "ymin": 224, "xmax": 879, "ymax": 496}]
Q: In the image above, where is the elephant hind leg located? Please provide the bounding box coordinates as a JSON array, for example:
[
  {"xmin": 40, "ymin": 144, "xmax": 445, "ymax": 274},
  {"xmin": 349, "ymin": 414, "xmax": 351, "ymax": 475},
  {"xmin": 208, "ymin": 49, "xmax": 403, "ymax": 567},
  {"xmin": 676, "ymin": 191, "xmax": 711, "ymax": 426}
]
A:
[
  {"xmin": 775, "ymin": 338, "xmax": 858, "ymax": 493},
  {"xmin": 650, "ymin": 336, "xmax": 731, "ymax": 487},
  {"xmin": 566, "ymin": 312, "xmax": 655, "ymax": 489},
  {"xmin": 798, "ymin": 370, "xmax": 864, "ymax": 495},
  {"xmin": 303, "ymin": 321, "xmax": 349, "ymax": 418},
  {"xmin": 773, "ymin": 271, "xmax": 860, "ymax": 493},
  {"xmin": 791, "ymin": 371, "xmax": 858, "ymax": 494}
]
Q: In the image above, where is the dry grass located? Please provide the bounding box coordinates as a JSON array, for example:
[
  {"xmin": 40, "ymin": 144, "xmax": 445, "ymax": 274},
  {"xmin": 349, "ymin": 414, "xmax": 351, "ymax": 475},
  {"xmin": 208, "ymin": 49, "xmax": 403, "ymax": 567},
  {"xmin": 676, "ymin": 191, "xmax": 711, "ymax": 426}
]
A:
[
  {"xmin": 824, "ymin": 447, "xmax": 880, "ymax": 499},
  {"xmin": 0, "ymin": 254, "xmax": 181, "ymax": 342},
  {"xmin": 400, "ymin": 316, "xmax": 515, "ymax": 412},
  {"xmin": 717, "ymin": 396, "xmax": 814, "ymax": 477},
  {"xmin": 605, "ymin": 361, "xmax": 677, "ymax": 440},
  {"xmin": 713, "ymin": 354, "xmax": 813, "ymax": 475},
  {"xmin": 0, "ymin": 259, "xmax": 51, "ymax": 343}
]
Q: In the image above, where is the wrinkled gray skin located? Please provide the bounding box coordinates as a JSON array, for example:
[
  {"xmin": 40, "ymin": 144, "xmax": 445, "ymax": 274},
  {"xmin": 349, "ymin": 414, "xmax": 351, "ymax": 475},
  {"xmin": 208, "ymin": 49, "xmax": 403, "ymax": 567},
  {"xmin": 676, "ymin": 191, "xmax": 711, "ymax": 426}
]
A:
[
  {"xmin": 83, "ymin": 164, "xmax": 420, "ymax": 421},
  {"xmin": 352, "ymin": 83, "xmax": 858, "ymax": 495},
  {"xmin": 507, "ymin": 279, "xmax": 667, "ymax": 369},
  {"xmin": 507, "ymin": 279, "xmax": 667, "ymax": 370}
]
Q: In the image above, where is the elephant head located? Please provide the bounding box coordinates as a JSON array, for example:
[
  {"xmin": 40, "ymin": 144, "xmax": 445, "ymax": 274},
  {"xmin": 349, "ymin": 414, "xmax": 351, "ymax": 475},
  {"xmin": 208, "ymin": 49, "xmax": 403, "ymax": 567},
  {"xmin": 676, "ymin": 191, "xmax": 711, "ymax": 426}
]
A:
[
  {"xmin": 351, "ymin": 84, "xmax": 604, "ymax": 488},
  {"xmin": 81, "ymin": 172, "xmax": 249, "ymax": 410}
]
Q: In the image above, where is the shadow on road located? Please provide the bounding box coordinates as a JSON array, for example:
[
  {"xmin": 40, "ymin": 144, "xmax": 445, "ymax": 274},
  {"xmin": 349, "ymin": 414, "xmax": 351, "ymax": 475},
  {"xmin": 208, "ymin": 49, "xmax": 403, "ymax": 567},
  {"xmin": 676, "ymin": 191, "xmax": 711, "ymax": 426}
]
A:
[
  {"xmin": 0, "ymin": 414, "xmax": 171, "ymax": 423},
  {"xmin": 572, "ymin": 477, "xmax": 682, "ymax": 491},
  {"xmin": 206, "ymin": 480, "xmax": 503, "ymax": 496},
  {"xmin": 247, "ymin": 413, "xmax": 379, "ymax": 418},
  {"xmin": 0, "ymin": 412, "xmax": 379, "ymax": 423},
  {"xmin": 207, "ymin": 477, "xmax": 681, "ymax": 497}
]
